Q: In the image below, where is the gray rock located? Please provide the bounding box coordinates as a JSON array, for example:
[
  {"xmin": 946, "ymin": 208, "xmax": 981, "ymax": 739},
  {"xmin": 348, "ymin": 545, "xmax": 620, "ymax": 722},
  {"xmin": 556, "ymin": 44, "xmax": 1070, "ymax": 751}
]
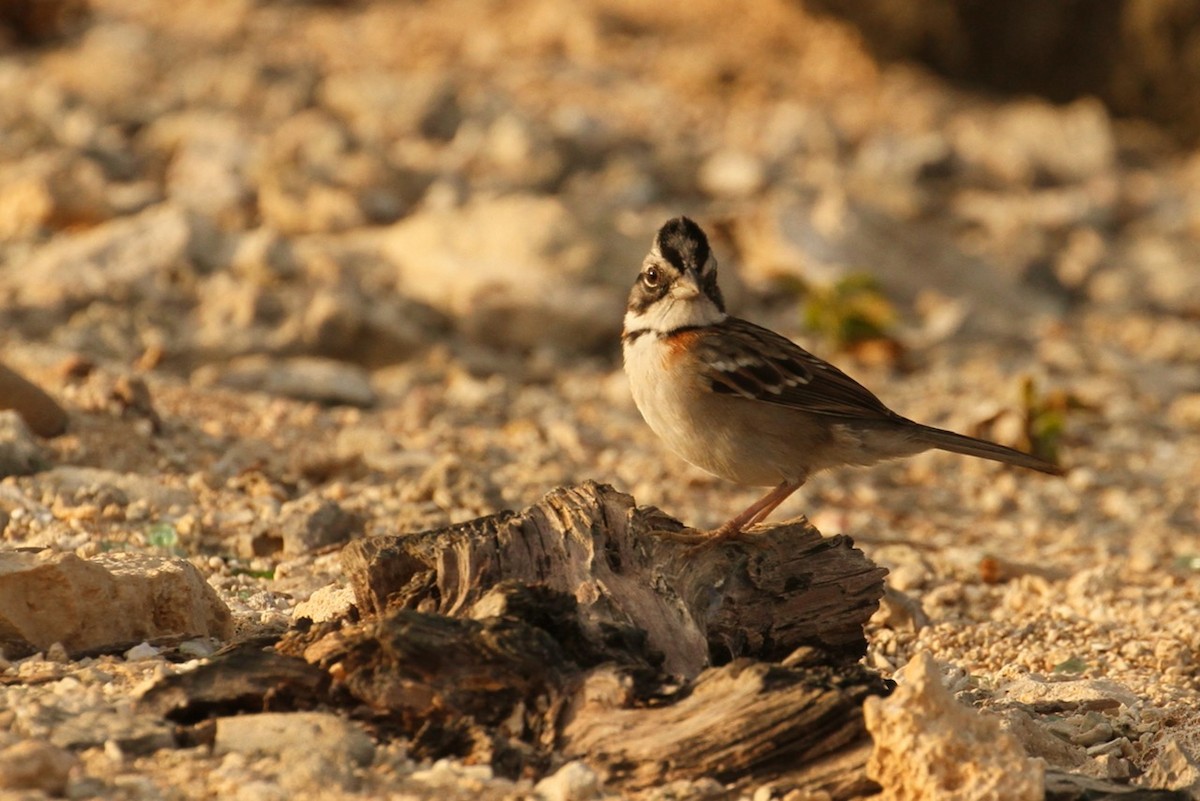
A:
[
  {"xmin": 0, "ymin": 411, "xmax": 48, "ymax": 477},
  {"xmin": 949, "ymin": 97, "xmax": 1115, "ymax": 185},
  {"xmin": 278, "ymin": 495, "xmax": 365, "ymax": 556},
  {"xmin": 997, "ymin": 675, "xmax": 1139, "ymax": 712},
  {"xmin": 320, "ymin": 71, "xmax": 461, "ymax": 143}
]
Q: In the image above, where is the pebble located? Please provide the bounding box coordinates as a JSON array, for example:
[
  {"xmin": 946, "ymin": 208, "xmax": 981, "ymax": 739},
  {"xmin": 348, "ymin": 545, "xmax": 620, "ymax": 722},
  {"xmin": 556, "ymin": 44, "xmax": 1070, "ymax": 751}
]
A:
[{"xmin": 534, "ymin": 760, "xmax": 603, "ymax": 801}]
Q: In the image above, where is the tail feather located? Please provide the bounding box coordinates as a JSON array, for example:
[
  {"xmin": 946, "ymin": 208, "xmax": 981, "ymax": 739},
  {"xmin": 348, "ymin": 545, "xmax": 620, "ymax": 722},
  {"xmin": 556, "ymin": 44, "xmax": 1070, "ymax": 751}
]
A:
[{"xmin": 914, "ymin": 424, "xmax": 1064, "ymax": 476}]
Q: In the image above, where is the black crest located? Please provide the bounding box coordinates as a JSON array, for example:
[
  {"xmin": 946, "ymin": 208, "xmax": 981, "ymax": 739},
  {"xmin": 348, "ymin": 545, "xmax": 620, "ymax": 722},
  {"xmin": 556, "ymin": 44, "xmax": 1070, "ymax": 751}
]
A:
[{"xmin": 655, "ymin": 216, "xmax": 710, "ymax": 272}]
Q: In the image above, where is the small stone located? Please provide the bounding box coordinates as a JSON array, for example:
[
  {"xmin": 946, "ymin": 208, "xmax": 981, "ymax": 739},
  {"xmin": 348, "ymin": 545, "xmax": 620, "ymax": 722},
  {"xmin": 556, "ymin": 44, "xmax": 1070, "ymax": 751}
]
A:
[
  {"xmin": 123, "ymin": 641, "xmax": 161, "ymax": 661},
  {"xmin": 178, "ymin": 638, "xmax": 217, "ymax": 659},
  {"xmin": 379, "ymin": 194, "xmax": 616, "ymax": 352},
  {"xmin": 152, "ymin": 111, "xmax": 256, "ymax": 224},
  {"xmin": 215, "ymin": 712, "xmax": 375, "ymax": 764},
  {"xmin": 50, "ymin": 709, "xmax": 175, "ymax": 755},
  {"xmin": 278, "ymin": 495, "xmax": 365, "ymax": 556},
  {"xmin": 10, "ymin": 204, "xmax": 192, "ymax": 309},
  {"xmin": 39, "ymin": 465, "xmax": 192, "ymax": 514},
  {"xmin": 534, "ymin": 760, "xmax": 602, "ymax": 801},
  {"xmin": 293, "ymin": 584, "xmax": 355, "ymax": 624},
  {"xmin": 0, "ymin": 739, "xmax": 77, "ymax": 795}
]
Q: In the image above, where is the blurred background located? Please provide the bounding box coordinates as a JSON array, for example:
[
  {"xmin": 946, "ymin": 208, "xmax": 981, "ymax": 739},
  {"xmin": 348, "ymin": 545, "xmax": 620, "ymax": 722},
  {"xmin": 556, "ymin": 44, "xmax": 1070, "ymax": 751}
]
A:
[{"xmin": 2, "ymin": 0, "xmax": 1199, "ymax": 379}]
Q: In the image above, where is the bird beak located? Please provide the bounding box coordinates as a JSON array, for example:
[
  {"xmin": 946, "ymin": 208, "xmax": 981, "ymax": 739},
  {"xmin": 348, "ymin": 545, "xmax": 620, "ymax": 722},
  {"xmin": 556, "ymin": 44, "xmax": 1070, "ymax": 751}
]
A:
[{"xmin": 671, "ymin": 272, "xmax": 701, "ymax": 300}]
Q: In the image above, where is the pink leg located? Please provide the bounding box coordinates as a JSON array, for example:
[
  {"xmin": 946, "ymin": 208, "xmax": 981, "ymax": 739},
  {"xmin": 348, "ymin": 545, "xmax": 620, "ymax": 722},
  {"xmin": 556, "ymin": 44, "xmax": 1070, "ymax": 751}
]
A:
[{"xmin": 705, "ymin": 478, "xmax": 804, "ymax": 542}]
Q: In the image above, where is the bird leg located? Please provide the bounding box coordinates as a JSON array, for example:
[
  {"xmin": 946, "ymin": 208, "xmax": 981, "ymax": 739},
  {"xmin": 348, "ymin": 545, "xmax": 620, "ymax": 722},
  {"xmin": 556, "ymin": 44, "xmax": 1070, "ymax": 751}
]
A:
[
  {"xmin": 704, "ymin": 478, "xmax": 804, "ymax": 542},
  {"xmin": 650, "ymin": 478, "xmax": 805, "ymax": 547}
]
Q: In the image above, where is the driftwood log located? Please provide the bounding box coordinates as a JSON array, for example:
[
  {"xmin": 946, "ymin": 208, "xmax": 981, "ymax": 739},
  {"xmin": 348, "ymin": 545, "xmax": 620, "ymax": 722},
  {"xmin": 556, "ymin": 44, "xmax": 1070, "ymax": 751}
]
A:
[
  {"xmin": 286, "ymin": 481, "xmax": 888, "ymax": 794},
  {"xmin": 342, "ymin": 481, "xmax": 887, "ymax": 676}
]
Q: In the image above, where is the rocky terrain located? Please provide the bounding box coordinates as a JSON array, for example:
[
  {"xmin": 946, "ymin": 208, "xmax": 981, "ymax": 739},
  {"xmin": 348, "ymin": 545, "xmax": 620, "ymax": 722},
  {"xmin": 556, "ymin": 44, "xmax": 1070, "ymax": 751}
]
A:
[{"xmin": 2, "ymin": 0, "xmax": 1200, "ymax": 798}]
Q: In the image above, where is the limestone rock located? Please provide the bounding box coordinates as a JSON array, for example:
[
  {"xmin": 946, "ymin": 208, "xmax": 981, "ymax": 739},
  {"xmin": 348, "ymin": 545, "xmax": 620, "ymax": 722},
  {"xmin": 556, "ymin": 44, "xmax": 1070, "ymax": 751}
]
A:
[
  {"xmin": 40, "ymin": 465, "xmax": 193, "ymax": 513},
  {"xmin": 698, "ymin": 149, "xmax": 766, "ymax": 199},
  {"xmin": 864, "ymin": 651, "xmax": 1044, "ymax": 801},
  {"xmin": 49, "ymin": 709, "xmax": 175, "ymax": 755},
  {"xmin": 0, "ymin": 550, "xmax": 233, "ymax": 657},
  {"xmin": 293, "ymin": 584, "xmax": 355, "ymax": 623},
  {"xmin": 1142, "ymin": 738, "xmax": 1200, "ymax": 795},
  {"xmin": 997, "ymin": 675, "xmax": 1139, "ymax": 712}
]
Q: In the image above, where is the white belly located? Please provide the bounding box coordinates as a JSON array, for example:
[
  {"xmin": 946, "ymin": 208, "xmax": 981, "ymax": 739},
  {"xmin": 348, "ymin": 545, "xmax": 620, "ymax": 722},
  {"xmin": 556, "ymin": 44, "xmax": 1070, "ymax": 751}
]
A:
[{"xmin": 623, "ymin": 335, "xmax": 796, "ymax": 487}]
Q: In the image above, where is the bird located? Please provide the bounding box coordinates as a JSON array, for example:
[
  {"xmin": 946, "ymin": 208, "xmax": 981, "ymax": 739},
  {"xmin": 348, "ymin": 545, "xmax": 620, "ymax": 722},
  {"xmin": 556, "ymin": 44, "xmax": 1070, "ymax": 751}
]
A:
[{"xmin": 621, "ymin": 216, "xmax": 1064, "ymax": 543}]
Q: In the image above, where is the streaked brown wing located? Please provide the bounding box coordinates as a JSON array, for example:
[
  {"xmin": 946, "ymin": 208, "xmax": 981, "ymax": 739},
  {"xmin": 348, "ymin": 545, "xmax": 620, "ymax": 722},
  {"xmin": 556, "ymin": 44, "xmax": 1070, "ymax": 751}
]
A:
[{"xmin": 695, "ymin": 317, "xmax": 901, "ymax": 421}]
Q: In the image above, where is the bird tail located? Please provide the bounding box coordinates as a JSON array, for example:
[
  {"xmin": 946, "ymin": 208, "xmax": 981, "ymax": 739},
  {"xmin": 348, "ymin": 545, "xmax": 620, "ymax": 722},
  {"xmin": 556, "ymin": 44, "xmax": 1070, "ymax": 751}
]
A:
[{"xmin": 913, "ymin": 424, "xmax": 1065, "ymax": 475}]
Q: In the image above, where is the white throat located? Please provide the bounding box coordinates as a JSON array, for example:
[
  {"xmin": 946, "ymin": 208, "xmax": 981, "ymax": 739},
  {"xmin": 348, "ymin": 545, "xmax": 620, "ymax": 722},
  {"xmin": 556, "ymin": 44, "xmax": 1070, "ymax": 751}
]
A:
[{"xmin": 623, "ymin": 294, "xmax": 726, "ymax": 338}]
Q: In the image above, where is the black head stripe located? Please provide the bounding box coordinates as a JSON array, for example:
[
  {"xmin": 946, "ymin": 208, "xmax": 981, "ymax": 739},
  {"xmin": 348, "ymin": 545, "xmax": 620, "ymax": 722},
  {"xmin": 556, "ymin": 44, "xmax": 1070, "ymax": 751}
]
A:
[{"xmin": 655, "ymin": 216, "xmax": 710, "ymax": 272}]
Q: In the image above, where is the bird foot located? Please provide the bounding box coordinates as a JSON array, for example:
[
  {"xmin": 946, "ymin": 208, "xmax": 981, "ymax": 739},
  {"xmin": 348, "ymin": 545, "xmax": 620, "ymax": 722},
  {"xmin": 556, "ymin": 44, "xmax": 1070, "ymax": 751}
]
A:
[{"xmin": 649, "ymin": 523, "xmax": 756, "ymax": 554}]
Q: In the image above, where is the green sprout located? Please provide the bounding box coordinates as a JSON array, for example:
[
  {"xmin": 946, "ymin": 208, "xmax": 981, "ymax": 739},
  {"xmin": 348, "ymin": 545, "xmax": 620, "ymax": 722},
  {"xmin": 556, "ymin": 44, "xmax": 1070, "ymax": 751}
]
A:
[
  {"xmin": 1022, "ymin": 377, "xmax": 1084, "ymax": 467},
  {"xmin": 802, "ymin": 274, "xmax": 898, "ymax": 351}
]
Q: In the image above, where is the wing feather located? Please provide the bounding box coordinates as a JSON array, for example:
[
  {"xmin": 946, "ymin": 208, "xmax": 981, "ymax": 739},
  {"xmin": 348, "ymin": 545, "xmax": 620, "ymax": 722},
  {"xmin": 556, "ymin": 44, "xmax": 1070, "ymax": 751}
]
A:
[{"xmin": 696, "ymin": 317, "xmax": 901, "ymax": 421}]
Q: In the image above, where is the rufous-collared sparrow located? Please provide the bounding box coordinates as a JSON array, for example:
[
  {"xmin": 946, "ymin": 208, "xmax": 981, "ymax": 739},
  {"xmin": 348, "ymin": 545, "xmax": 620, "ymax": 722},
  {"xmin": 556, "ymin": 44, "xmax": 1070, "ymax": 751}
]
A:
[{"xmin": 621, "ymin": 216, "xmax": 1063, "ymax": 542}]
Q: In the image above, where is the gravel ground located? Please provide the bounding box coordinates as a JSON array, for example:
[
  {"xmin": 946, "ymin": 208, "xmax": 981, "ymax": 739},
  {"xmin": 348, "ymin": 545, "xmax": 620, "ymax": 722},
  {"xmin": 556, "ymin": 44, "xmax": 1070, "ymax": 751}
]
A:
[{"xmin": 2, "ymin": 0, "xmax": 1200, "ymax": 798}]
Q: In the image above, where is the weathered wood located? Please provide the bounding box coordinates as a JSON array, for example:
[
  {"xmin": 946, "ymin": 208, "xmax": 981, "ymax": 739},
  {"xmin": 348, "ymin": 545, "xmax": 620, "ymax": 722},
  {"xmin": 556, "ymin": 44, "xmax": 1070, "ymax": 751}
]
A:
[
  {"xmin": 137, "ymin": 641, "xmax": 328, "ymax": 723},
  {"xmin": 319, "ymin": 483, "xmax": 893, "ymax": 794},
  {"xmin": 286, "ymin": 581, "xmax": 887, "ymax": 794},
  {"xmin": 559, "ymin": 658, "xmax": 888, "ymax": 792},
  {"xmin": 341, "ymin": 481, "xmax": 887, "ymax": 677}
]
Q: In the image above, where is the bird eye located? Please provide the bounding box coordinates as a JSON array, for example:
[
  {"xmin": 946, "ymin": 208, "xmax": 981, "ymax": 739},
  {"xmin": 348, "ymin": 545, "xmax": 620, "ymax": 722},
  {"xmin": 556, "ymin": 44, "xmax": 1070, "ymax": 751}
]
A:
[{"xmin": 642, "ymin": 266, "xmax": 661, "ymax": 288}]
